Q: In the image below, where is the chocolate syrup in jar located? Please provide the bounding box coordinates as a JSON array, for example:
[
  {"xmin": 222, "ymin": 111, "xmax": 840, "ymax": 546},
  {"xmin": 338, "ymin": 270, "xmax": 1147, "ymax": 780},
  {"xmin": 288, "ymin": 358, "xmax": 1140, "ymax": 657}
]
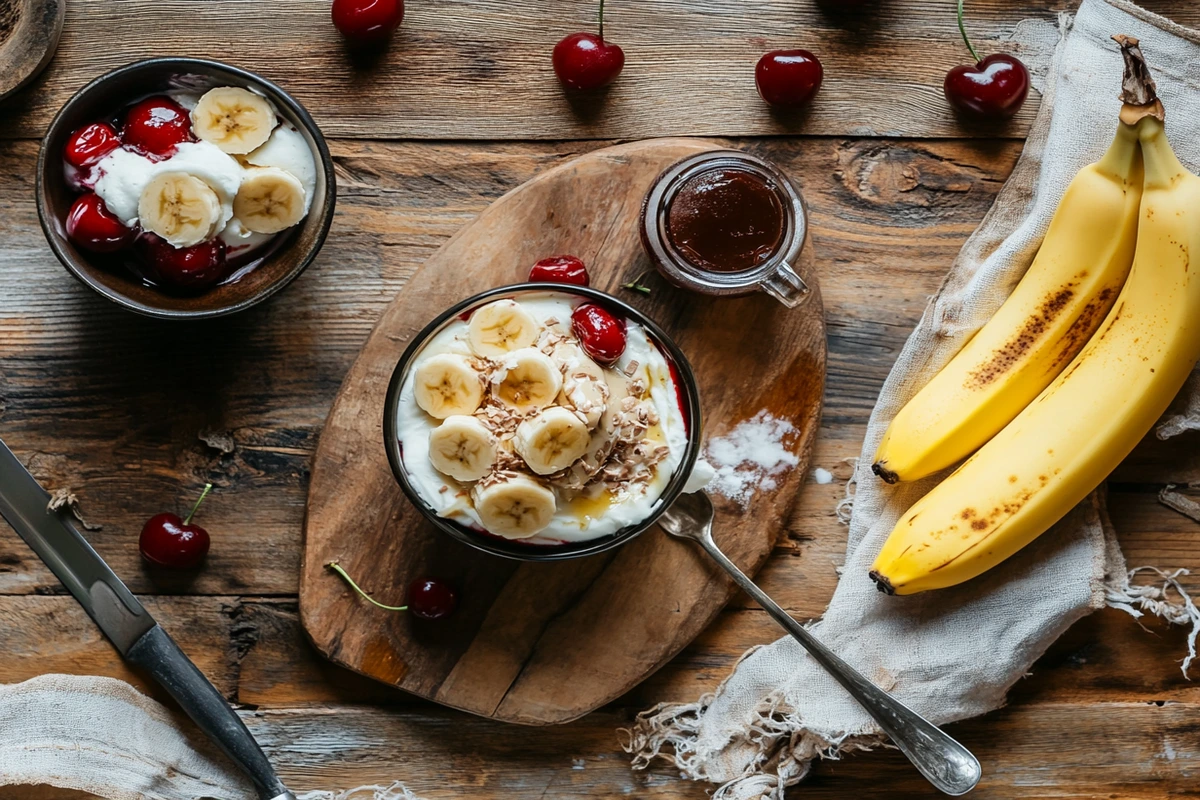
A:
[{"xmin": 665, "ymin": 168, "xmax": 785, "ymax": 273}]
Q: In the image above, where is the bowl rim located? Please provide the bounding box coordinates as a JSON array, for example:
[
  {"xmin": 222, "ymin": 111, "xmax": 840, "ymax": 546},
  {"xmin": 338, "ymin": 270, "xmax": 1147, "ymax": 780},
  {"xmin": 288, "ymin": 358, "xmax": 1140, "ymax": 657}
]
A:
[
  {"xmin": 383, "ymin": 283, "xmax": 704, "ymax": 562},
  {"xmin": 35, "ymin": 56, "xmax": 337, "ymax": 320}
]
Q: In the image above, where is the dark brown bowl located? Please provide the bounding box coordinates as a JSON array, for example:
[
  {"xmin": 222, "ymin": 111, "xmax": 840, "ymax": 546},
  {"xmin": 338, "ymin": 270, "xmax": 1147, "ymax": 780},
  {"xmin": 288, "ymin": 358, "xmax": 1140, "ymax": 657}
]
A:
[
  {"xmin": 36, "ymin": 57, "xmax": 336, "ymax": 319},
  {"xmin": 383, "ymin": 284, "xmax": 704, "ymax": 562}
]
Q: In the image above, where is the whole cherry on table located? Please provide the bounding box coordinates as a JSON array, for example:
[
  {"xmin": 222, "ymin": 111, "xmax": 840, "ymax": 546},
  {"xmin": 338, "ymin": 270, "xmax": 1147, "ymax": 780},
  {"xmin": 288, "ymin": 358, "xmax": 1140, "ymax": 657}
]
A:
[
  {"xmin": 943, "ymin": 0, "xmax": 1029, "ymax": 119},
  {"xmin": 755, "ymin": 49, "xmax": 823, "ymax": 108},
  {"xmin": 553, "ymin": 0, "xmax": 625, "ymax": 91},
  {"xmin": 139, "ymin": 484, "xmax": 214, "ymax": 569},
  {"xmin": 328, "ymin": 562, "xmax": 458, "ymax": 620},
  {"xmin": 332, "ymin": 0, "xmax": 404, "ymax": 43}
]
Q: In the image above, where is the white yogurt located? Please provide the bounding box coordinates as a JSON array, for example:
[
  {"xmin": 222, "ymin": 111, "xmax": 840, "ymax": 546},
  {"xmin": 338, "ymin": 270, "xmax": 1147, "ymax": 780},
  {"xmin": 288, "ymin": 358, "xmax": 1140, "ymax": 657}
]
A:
[{"xmin": 396, "ymin": 294, "xmax": 690, "ymax": 545}]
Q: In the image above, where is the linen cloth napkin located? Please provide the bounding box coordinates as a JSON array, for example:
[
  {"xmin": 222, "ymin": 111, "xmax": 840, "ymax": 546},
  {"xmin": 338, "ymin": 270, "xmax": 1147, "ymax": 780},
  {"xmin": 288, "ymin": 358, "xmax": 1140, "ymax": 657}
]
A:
[
  {"xmin": 0, "ymin": 674, "xmax": 421, "ymax": 800},
  {"xmin": 624, "ymin": 1, "xmax": 1200, "ymax": 797}
]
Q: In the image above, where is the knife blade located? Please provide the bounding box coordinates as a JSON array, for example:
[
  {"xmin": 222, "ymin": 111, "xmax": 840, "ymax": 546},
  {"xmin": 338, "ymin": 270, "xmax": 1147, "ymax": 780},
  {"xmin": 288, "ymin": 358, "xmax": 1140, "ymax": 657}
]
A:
[{"xmin": 0, "ymin": 438, "xmax": 295, "ymax": 800}]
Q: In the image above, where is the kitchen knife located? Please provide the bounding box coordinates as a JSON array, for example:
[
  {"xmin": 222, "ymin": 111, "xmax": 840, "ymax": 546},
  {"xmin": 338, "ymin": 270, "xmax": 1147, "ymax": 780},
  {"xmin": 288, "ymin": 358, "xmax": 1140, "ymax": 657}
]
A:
[{"xmin": 0, "ymin": 438, "xmax": 296, "ymax": 800}]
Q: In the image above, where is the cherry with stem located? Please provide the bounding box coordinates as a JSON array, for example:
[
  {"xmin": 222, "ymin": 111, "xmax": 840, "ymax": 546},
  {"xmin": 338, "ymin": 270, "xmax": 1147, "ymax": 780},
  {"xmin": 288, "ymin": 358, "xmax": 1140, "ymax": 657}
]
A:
[
  {"xmin": 553, "ymin": 0, "xmax": 625, "ymax": 91},
  {"xmin": 943, "ymin": 0, "xmax": 1030, "ymax": 120},
  {"xmin": 328, "ymin": 561, "xmax": 458, "ymax": 620}
]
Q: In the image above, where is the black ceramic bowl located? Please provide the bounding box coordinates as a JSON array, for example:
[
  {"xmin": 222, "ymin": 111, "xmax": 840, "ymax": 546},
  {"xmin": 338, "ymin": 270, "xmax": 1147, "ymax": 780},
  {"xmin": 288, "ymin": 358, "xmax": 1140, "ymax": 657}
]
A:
[
  {"xmin": 36, "ymin": 57, "xmax": 336, "ymax": 319},
  {"xmin": 384, "ymin": 284, "xmax": 703, "ymax": 561}
]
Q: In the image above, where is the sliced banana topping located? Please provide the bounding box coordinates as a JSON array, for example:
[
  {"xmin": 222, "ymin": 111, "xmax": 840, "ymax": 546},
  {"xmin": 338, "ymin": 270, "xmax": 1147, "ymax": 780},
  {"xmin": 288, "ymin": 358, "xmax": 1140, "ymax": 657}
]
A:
[
  {"xmin": 192, "ymin": 87, "xmax": 277, "ymax": 155},
  {"xmin": 493, "ymin": 348, "xmax": 563, "ymax": 412},
  {"xmin": 472, "ymin": 473, "xmax": 556, "ymax": 539},
  {"xmin": 428, "ymin": 416, "xmax": 498, "ymax": 482},
  {"xmin": 414, "ymin": 354, "xmax": 484, "ymax": 419},
  {"xmin": 138, "ymin": 172, "xmax": 222, "ymax": 248},
  {"xmin": 514, "ymin": 406, "xmax": 591, "ymax": 475},
  {"xmin": 234, "ymin": 167, "xmax": 307, "ymax": 234},
  {"xmin": 468, "ymin": 300, "xmax": 539, "ymax": 357}
]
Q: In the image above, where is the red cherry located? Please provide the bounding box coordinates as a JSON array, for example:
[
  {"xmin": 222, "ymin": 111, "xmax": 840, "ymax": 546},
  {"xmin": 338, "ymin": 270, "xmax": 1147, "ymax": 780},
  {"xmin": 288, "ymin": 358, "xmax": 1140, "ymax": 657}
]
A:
[
  {"xmin": 139, "ymin": 484, "xmax": 213, "ymax": 569},
  {"xmin": 332, "ymin": 0, "xmax": 404, "ymax": 42},
  {"xmin": 553, "ymin": 33, "xmax": 625, "ymax": 90},
  {"xmin": 140, "ymin": 514, "xmax": 211, "ymax": 568},
  {"xmin": 66, "ymin": 193, "xmax": 133, "ymax": 253},
  {"xmin": 755, "ymin": 50, "xmax": 823, "ymax": 108},
  {"xmin": 944, "ymin": 54, "xmax": 1030, "ymax": 119},
  {"xmin": 141, "ymin": 235, "xmax": 228, "ymax": 291},
  {"xmin": 406, "ymin": 577, "xmax": 458, "ymax": 620},
  {"xmin": 529, "ymin": 255, "xmax": 590, "ymax": 286},
  {"xmin": 122, "ymin": 96, "xmax": 192, "ymax": 157},
  {"xmin": 571, "ymin": 303, "xmax": 626, "ymax": 364},
  {"xmin": 64, "ymin": 123, "xmax": 121, "ymax": 168}
]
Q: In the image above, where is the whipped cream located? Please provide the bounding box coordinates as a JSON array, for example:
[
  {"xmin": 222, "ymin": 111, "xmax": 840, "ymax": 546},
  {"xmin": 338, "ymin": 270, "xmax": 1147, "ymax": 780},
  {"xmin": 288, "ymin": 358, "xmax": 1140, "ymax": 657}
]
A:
[{"xmin": 396, "ymin": 294, "xmax": 690, "ymax": 545}]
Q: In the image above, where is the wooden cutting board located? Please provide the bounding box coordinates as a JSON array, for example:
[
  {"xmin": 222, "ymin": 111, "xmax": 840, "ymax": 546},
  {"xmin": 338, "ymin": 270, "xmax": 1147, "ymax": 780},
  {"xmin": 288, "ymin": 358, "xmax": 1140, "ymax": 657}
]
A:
[{"xmin": 299, "ymin": 138, "xmax": 826, "ymax": 725}]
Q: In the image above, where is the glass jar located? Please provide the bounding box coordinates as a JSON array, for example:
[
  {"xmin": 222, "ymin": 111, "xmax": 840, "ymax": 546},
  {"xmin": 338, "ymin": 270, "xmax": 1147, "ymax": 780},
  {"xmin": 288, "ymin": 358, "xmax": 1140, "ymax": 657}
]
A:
[{"xmin": 640, "ymin": 150, "xmax": 809, "ymax": 307}]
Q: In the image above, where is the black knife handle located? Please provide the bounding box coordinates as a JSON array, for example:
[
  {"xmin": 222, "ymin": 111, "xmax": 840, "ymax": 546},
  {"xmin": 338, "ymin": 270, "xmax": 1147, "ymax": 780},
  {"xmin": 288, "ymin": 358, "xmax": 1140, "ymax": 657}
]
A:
[{"xmin": 126, "ymin": 625, "xmax": 295, "ymax": 800}]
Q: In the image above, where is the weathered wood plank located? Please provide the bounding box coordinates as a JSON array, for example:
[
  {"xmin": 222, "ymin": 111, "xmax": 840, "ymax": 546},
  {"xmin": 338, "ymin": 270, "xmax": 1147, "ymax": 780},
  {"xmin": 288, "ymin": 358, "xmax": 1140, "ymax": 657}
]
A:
[
  {"xmin": 7, "ymin": 0, "xmax": 1197, "ymax": 143},
  {"xmin": 0, "ymin": 596, "xmax": 239, "ymax": 701},
  {"xmin": 6, "ymin": 696, "xmax": 1200, "ymax": 800},
  {"xmin": 0, "ymin": 0, "xmax": 1039, "ymax": 141},
  {"xmin": 210, "ymin": 702, "xmax": 1200, "ymax": 797},
  {"xmin": 3, "ymin": 590, "xmax": 1197, "ymax": 713}
]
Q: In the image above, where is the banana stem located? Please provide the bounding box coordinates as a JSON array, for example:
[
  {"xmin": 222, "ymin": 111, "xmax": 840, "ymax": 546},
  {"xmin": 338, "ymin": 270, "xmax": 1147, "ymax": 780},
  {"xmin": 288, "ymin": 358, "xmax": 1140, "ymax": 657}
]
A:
[
  {"xmin": 1113, "ymin": 34, "xmax": 1165, "ymax": 124},
  {"xmin": 327, "ymin": 561, "xmax": 408, "ymax": 612},
  {"xmin": 956, "ymin": 0, "xmax": 981, "ymax": 64}
]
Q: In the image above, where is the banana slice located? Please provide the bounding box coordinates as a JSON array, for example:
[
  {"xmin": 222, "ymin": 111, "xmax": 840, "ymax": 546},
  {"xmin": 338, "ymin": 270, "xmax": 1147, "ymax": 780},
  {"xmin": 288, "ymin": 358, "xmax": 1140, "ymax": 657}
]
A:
[
  {"xmin": 138, "ymin": 172, "xmax": 222, "ymax": 247},
  {"xmin": 555, "ymin": 343, "xmax": 609, "ymax": 429},
  {"xmin": 413, "ymin": 354, "xmax": 485, "ymax": 419},
  {"xmin": 493, "ymin": 348, "xmax": 563, "ymax": 411},
  {"xmin": 234, "ymin": 167, "xmax": 307, "ymax": 234},
  {"xmin": 468, "ymin": 300, "xmax": 539, "ymax": 357},
  {"xmin": 428, "ymin": 416, "xmax": 497, "ymax": 482},
  {"xmin": 514, "ymin": 406, "xmax": 591, "ymax": 475},
  {"xmin": 192, "ymin": 87, "xmax": 277, "ymax": 155},
  {"xmin": 473, "ymin": 473, "xmax": 556, "ymax": 539}
]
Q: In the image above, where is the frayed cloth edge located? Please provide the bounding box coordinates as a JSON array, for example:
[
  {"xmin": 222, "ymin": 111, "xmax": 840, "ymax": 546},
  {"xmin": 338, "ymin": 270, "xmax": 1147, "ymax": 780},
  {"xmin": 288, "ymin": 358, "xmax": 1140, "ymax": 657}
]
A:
[{"xmin": 1106, "ymin": 566, "xmax": 1200, "ymax": 679}]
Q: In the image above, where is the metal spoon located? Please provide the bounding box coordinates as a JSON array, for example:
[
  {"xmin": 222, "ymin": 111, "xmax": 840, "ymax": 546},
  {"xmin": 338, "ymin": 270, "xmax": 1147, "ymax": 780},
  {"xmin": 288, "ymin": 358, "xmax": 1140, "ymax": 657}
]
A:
[{"xmin": 659, "ymin": 491, "xmax": 982, "ymax": 796}]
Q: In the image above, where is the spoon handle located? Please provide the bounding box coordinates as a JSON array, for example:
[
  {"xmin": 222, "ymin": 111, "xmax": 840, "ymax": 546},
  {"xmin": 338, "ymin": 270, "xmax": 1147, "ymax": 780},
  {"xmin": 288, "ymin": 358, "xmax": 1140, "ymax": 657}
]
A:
[{"xmin": 693, "ymin": 533, "xmax": 981, "ymax": 796}]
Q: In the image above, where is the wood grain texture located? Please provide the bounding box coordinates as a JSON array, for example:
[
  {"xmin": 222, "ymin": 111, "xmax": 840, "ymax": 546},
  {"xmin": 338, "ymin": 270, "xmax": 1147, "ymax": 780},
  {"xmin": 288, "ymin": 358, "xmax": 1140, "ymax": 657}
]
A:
[
  {"xmin": 300, "ymin": 138, "xmax": 827, "ymax": 724},
  {"xmin": 0, "ymin": 0, "xmax": 63, "ymax": 102},
  {"xmin": 3, "ymin": 104, "xmax": 1200, "ymax": 796},
  {"xmin": 0, "ymin": 0, "xmax": 1195, "ymax": 142}
]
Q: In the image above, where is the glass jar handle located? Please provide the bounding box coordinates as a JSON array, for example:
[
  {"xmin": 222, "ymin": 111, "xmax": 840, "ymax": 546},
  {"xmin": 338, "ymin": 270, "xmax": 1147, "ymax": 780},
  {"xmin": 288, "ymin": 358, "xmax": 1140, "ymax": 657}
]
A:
[{"xmin": 759, "ymin": 260, "xmax": 809, "ymax": 308}]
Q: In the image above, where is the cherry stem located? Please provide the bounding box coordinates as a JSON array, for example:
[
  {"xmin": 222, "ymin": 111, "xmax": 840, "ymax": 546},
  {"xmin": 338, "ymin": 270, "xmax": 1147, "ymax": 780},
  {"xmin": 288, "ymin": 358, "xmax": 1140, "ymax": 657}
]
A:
[
  {"xmin": 183, "ymin": 483, "xmax": 212, "ymax": 526},
  {"xmin": 327, "ymin": 562, "xmax": 408, "ymax": 612},
  {"xmin": 956, "ymin": 0, "xmax": 981, "ymax": 64},
  {"xmin": 598, "ymin": 0, "xmax": 606, "ymax": 41}
]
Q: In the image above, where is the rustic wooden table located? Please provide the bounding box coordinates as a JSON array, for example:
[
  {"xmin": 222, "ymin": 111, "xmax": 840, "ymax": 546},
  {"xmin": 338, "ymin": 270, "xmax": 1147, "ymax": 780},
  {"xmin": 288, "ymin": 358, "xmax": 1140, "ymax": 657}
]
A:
[{"xmin": 3, "ymin": 1, "xmax": 1200, "ymax": 797}]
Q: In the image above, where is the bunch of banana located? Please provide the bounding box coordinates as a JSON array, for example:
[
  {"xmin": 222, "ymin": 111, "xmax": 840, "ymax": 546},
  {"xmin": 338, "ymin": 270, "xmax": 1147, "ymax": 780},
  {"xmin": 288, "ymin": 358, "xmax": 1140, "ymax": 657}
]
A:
[{"xmin": 870, "ymin": 37, "xmax": 1200, "ymax": 595}]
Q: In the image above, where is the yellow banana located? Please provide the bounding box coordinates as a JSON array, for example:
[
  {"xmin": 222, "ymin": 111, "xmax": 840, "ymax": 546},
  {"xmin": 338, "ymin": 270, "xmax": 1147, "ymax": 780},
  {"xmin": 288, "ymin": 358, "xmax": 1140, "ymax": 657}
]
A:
[
  {"xmin": 870, "ymin": 40, "xmax": 1200, "ymax": 595},
  {"xmin": 872, "ymin": 121, "xmax": 1143, "ymax": 484}
]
